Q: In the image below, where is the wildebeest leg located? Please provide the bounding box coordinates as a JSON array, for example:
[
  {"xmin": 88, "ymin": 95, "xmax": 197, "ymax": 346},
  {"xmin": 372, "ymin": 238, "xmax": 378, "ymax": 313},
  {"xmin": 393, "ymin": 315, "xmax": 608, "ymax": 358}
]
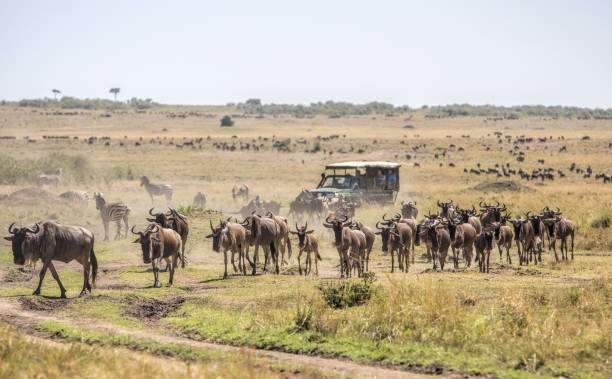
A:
[
  {"xmin": 181, "ymin": 240, "xmax": 186, "ymax": 268},
  {"xmin": 152, "ymin": 259, "xmax": 160, "ymax": 288},
  {"xmin": 223, "ymin": 250, "xmax": 228, "ymax": 279},
  {"xmin": 252, "ymin": 244, "xmax": 259, "ymax": 275},
  {"xmin": 506, "ymin": 243, "xmax": 512, "ymax": 264},
  {"xmin": 48, "ymin": 262, "xmax": 67, "ymax": 298},
  {"xmin": 79, "ymin": 260, "xmax": 90, "ymax": 297},
  {"xmin": 314, "ymin": 248, "xmax": 319, "ymax": 276},
  {"xmin": 390, "ymin": 248, "xmax": 395, "ymax": 273},
  {"xmin": 33, "ymin": 261, "xmax": 51, "ymax": 296},
  {"xmin": 570, "ymin": 232, "xmax": 574, "ymax": 260},
  {"xmin": 486, "ymin": 250, "xmax": 490, "ymax": 273},
  {"xmin": 297, "ymin": 249, "xmax": 303, "ymax": 275},
  {"xmin": 439, "ymin": 249, "xmax": 446, "ymax": 271},
  {"xmin": 230, "ymin": 250, "xmax": 238, "ymax": 273},
  {"xmin": 261, "ymin": 245, "xmax": 269, "ymax": 273},
  {"xmin": 169, "ymin": 253, "xmax": 178, "ymax": 285}
]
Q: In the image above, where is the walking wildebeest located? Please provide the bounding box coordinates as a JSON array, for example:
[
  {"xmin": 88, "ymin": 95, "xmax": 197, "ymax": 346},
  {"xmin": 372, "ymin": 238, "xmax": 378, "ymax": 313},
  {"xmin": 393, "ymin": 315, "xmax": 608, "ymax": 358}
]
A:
[
  {"xmin": 509, "ymin": 217, "xmax": 535, "ymax": 265},
  {"xmin": 140, "ymin": 176, "xmax": 173, "ymax": 202},
  {"xmin": 266, "ymin": 212, "xmax": 292, "ymax": 266},
  {"xmin": 207, "ymin": 219, "xmax": 250, "ymax": 278},
  {"xmin": 350, "ymin": 221, "xmax": 375, "ymax": 271},
  {"xmin": 147, "ymin": 208, "xmax": 189, "ymax": 268},
  {"xmin": 232, "ymin": 184, "xmax": 249, "ymax": 202},
  {"xmin": 474, "ymin": 229, "xmax": 494, "ymax": 273},
  {"xmin": 132, "ymin": 224, "xmax": 182, "ymax": 287},
  {"xmin": 290, "ymin": 222, "xmax": 321, "ymax": 276},
  {"xmin": 242, "ymin": 213, "xmax": 281, "ymax": 274},
  {"xmin": 543, "ymin": 217, "xmax": 575, "ymax": 262},
  {"xmin": 375, "ymin": 221, "xmax": 412, "ymax": 273},
  {"xmin": 5, "ymin": 221, "xmax": 97, "ymax": 298},
  {"xmin": 419, "ymin": 219, "xmax": 451, "ymax": 271},
  {"xmin": 447, "ymin": 219, "xmax": 476, "ymax": 269},
  {"xmin": 437, "ymin": 200, "xmax": 455, "ymax": 220},
  {"xmin": 323, "ymin": 214, "xmax": 363, "ymax": 278},
  {"xmin": 493, "ymin": 220, "xmax": 514, "ymax": 264}
]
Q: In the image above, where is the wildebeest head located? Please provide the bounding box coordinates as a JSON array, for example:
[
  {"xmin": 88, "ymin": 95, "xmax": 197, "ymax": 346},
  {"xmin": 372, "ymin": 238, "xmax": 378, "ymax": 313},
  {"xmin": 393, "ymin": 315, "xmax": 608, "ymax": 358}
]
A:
[
  {"xmin": 542, "ymin": 218, "xmax": 557, "ymax": 237},
  {"xmin": 323, "ymin": 214, "xmax": 350, "ymax": 248},
  {"xmin": 437, "ymin": 200, "xmax": 454, "ymax": 218},
  {"xmin": 147, "ymin": 208, "xmax": 169, "ymax": 226},
  {"xmin": 93, "ymin": 192, "xmax": 105, "ymax": 210},
  {"xmin": 132, "ymin": 224, "xmax": 160, "ymax": 264},
  {"xmin": 4, "ymin": 223, "xmax": 39, "ymax": 265},
  {"xmin": 509, "ymin": 219, "xmax": 522, "ymax": 240},
  {"xmin": 290, "ymin": 222, "xmax": 313, "ymax": 248},
  {"xmin": 527, "ymin": 212, "xmax": 542, "ymax": 235},
  {"xmin": 205, "ymin": 219, "xmax": 227, "ymax": 252}
]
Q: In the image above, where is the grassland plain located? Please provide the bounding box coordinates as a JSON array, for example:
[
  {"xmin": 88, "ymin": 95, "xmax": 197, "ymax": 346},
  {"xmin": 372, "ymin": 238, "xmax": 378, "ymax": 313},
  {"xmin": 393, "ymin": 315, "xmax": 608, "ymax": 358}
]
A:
[{"xmin": 0, "ymin": 104, "xmax": 611, "ymax": 378}]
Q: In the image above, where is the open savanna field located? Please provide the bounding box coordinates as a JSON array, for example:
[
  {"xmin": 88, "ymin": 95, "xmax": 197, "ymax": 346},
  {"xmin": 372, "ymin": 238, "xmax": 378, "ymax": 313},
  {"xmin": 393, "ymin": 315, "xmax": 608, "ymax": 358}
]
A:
[{"xmin": 0, "ymin": 104, "xmax": 611, "ymax": 378}]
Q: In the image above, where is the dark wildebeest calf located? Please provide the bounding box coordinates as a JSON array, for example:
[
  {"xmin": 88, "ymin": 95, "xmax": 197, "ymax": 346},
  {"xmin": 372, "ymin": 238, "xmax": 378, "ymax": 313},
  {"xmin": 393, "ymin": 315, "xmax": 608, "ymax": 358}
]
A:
[
  {"xmin": 290, "ymin": 222, "xmax": 321, "ymax": 276},
  {"xmin": 5, "ymin": 221, "xmax": 97, "ymax": 298}
]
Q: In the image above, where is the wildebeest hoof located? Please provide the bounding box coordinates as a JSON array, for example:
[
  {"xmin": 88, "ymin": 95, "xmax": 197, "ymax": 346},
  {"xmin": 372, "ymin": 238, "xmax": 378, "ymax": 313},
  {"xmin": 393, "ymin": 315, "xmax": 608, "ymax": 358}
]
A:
[
  {"xmin": 79, "ymin": 290, "xmax": 87, "ymax": 297},
  {"xmin": 154, "ymin": 283, "xmax": 161, "ymax": 288},
  {"xmin": 60, "ymin": 293, "xmax": 67, "ymax": 299}
]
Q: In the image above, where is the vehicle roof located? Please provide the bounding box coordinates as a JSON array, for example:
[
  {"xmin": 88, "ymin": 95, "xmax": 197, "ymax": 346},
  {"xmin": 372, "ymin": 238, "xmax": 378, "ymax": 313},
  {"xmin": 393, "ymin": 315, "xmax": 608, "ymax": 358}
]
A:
[{"xmin": 325, "ymin": 161, "xmax": 401, "ymax": 169}]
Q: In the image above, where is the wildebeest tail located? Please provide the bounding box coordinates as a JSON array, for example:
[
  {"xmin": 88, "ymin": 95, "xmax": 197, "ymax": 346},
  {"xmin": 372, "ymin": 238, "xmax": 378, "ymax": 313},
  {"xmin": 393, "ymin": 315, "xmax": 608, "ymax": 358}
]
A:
[
  {"xmin": 90, "ymin": 246, "xmax": 98, "ymax": 287},
  {"xmin": 317, "ymin": 252, "xmax": 322, "ymax": 261},
  {"xmin": 270, "ymin": 242, "xmax": 276, "ymax": 257},
  {"xmin": 286, "ymin": 237, "xmax": 292, "ymax": 258}
]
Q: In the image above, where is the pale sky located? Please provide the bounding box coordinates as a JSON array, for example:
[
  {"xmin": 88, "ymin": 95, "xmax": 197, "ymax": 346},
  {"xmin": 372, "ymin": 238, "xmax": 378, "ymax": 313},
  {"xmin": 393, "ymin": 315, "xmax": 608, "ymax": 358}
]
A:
[{"xmin": 1, "ymin": 0, "xmax": 611, "ymax": 107}]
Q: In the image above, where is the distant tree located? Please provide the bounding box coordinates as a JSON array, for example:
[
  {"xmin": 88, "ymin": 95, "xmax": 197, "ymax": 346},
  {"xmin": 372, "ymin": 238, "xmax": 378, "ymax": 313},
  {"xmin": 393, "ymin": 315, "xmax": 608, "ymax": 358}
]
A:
[
  {"xmin": 52, "ymin": 89, "xmax": 61, "ymax": 100},
  {"xmin": 109, "ymin": 88, "xmax": 121, "ymax": 102},
  {"xmin": 246, "ymin": 98, "xmax": 261, "ymax": 105},
  {"xmin": 220, "ymin": 115, "xmax": 234, "ymax": 127}
]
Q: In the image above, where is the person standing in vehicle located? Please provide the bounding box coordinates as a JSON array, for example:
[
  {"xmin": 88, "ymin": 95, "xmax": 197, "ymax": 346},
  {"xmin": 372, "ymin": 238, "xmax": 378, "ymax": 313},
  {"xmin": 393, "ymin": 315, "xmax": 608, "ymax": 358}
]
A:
[{"xmin": 386, "ymin": 169, "xmax": 397, "ymax": 190}]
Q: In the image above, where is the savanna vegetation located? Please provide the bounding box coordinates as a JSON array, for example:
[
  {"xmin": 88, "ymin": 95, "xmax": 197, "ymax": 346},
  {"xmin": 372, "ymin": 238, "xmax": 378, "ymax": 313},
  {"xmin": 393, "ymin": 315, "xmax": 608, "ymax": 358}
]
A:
[{"xmin": 0, "ymin": 102, "xmax": 610, "ymax": 378}]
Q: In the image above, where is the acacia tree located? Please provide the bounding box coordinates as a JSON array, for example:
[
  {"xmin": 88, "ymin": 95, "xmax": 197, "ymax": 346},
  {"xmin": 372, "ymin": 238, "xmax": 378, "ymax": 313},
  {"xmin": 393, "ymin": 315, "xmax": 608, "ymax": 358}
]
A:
[
  {"xmin": 109, "ymin": 88, "xmax": 120, "ymax": 102},
  {"xmin": 52, "ymin": 89, "xmax": 61, "ymax": 100}
]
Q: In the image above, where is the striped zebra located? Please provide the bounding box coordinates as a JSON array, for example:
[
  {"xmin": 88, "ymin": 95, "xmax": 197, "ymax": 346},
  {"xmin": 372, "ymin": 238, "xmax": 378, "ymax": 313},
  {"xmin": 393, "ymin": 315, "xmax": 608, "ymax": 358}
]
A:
[
  {"xmin": 94, "ymin": 192, "xmax": 130, "ymax": 241},
  {"xmin": 140, "ymin": 176, "xmax": 173, "ymax": 203}
]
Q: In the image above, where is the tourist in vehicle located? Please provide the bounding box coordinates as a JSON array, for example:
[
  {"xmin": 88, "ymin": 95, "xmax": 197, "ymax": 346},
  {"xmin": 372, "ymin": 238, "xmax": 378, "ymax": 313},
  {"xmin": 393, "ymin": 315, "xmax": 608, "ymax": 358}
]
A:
[
  {"xmin": 376, "ymin": 169, "xmax": 386, "ymax": 188},
  {"xmin": 386, "ymin": 169, "xmax": 397, "ymax": 189}
]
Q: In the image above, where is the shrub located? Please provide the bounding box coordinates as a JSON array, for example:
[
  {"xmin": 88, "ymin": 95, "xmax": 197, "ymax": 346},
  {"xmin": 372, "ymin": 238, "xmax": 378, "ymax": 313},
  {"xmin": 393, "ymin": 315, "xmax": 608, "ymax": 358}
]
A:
[
  {"xmin": 318, "ymin": 272, "xmax": 376, "ymax": 309},
  {"xmin": 220, "ymin": 115, "xmax": 234, "ymax": 127}
]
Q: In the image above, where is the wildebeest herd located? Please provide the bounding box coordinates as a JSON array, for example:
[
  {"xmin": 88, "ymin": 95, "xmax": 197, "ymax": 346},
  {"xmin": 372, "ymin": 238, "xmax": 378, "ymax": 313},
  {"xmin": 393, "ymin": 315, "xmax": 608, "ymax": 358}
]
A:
[{"xmin": 4, "ymin": 175, "xmax": 577, "ymax": 298}]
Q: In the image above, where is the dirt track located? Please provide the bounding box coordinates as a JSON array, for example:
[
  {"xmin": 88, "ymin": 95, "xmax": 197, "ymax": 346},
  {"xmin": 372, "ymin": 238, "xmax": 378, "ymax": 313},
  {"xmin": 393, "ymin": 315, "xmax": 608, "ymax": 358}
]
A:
[{"xmin": 0, "ymin": 297, "xmax": 441, "ymax": 379}]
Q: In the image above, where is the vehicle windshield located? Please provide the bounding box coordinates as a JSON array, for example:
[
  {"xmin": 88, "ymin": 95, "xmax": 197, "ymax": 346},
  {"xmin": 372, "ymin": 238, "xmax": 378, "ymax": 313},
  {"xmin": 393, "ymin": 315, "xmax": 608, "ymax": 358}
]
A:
[{"xmin": 320, "ymin": 175, "xmax": 353, "ymax": 189}]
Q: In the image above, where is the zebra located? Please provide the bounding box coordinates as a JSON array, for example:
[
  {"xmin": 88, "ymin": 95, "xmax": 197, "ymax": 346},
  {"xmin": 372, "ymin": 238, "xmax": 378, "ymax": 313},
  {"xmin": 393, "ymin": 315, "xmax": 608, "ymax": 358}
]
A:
[
  {"xmin": 37, "ymin": 168, "xmax": 62, "ymax": 187},
  {"xmin": 140, "ymin": 176, "xmax": 173, "ymax": 203},
  {"xmin": 93, "ymin": 192, "xmax": 130, "ymax": 241}
]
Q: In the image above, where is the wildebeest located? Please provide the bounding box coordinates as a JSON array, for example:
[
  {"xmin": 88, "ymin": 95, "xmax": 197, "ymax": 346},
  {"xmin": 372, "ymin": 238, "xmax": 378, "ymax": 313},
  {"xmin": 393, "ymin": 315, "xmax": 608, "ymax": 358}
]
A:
[
  {"xmin": 37, "ymin": 168, "xmax": 62, "ymax": 187},
  {"xmin": 479, "ymin": 201, "xmax": 506, "ymax": 228},
  {"xmin": 232, "ymin": 184, "xmax": 249, "ymax": 202},
  {"xmin": 147, "ymin": 208, "xmax": 189, "ymax": 268},
  {"xmin": 447, "ymin": 219, "xmax": 476, "ymax": 269},
  {"xmin": 350, "ymin": 221, "xmax": 375, "ymax": 271},
  {"xmin": 132, "ymin": 224, "xmax": 182, "ymax": 287},
  {"xmin": 493, "ymin": 220, "xmax": 514, "ymax": 264},
  {"xmin": 207, "ymin": 219, "xmax": 250, "ymax": 278},
  {"xmin": 266, "ymin": 212, "xmax": 292, "ymax": 266},
  {"xmin": 375, "ymin": 220, "xmax": 412, "ymax": 273},
  {"xmin": 59, "ymin": 189, "xmax": 89, "ymax": 204},
  {"xmin": 456, "ymin": 205, "xmax": 482, "ymax": 235},
  {"xmin": 509, "ymin": 217, "xmax": 535, "ymax": 265},
  {"xmin": 242, "ymin": 213, "xmax": 280, "ymax": 274},
  {"xmin": 323, "ymin": 214, "xmax": 363, "ymax": 278},
  {"xmin": 5, "ymin": 221, "xmax": 97, "ymax": 298},
  {"xmin": 384, "ymin": 213, "xmax": 417, "ymax": 264},
  {"xmin": 400, "ymin": 201, "xmax": 418, "ymax": 219},
  {"xmin": 140, "ymin": 175, "xmax": 173, "ymax": 202},
  {"xmin": 193, "ymin": 192, "xmax": 207, "ymax": 208},
  {"xmin": 419, "ymin": 219, "xmax": 451, "ymax": 271},
  {"xmin": 474, "ymin": 230, "xmax": 494, "ymax": 273},
  {"xmin": 290, "ymin": 222, "xmax": 321, "ymax": 275},
  {"xmin": 437, "ymin": 200, "xmax": 455, "ymax": 220},
  {"xmin": 94, "ymin": 192, "xmax": 130, "ymax": 241},
  {"xmin": 543, "ymin": 217, "xmax": 575, "ymax": 262}
]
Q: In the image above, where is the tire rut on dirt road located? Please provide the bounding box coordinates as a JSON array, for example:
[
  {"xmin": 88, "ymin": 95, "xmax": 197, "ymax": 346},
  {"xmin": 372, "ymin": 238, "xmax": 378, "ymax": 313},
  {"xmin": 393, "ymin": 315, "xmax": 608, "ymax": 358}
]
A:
[{"xmin": 0, "ymin": 297, "xmax": 441, "ymax": 379}]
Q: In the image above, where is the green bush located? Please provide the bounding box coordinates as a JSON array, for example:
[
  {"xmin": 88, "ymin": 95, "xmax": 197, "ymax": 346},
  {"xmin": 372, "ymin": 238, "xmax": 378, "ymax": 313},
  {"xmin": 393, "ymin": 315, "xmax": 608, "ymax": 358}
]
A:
[
  {"xmin": 220, "ymin": 115, "xmax": 234, "ymax": 127},
  {"xmin": 318, "ymin": 272, "xmax": 376, "ymax": 309}
]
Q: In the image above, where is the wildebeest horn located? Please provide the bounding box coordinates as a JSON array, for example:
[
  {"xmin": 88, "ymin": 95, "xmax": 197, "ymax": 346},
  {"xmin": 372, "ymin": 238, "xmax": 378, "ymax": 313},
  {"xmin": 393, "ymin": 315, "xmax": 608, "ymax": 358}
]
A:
[
  {"xmin": 526, "ymin": 211, "xmax": 531, "ymax": 218},
  {"xmin": 130, "ymin": 226, "xmax": 143, "ymax": 236},
  {"xmin": 8, "ymin": 223, "xmax": 16, "ymax": 234},
  {"xmin": 471, "ymin": 205, "xmax": 476, "ymax": 213},
  {"xmin": 325, "ymin": 214, "xmax": 334, "ymax": 224},
  {"xmin": 437, "ymin": 200, "xmax": 442, "ymax": 207},
  {"xmin": 304, "ymin": 221, "xmax": 308, "ymax": 230},
  {"xmin": 376, "ymin": 221, "xmax": 385, "ymax": 230},
  {"xmin": 382, "ymin": 213, "xmax": 392, "ymax": 221},
  {"xmin": 338, "ymin": 214, "xmax": 348, "ymax": 223},
  {"xmin": 555, "ymin": 207, "xmax": 561, "ymax": 215},
  {"xmin": 149, "ymin": 208, "xmax": 156, "ymax": 216},
  {"xmin": 209, "ymin": 219, "xmax": 214, "ymax": 230},
  {"xmin": 494, "ymin": 200, "xmax": 499, "ymax": 207},
  {"xmin": 500, "ymin": 203, "xmax": 506, "ymax": 212},
  {"xmin": 394, "ymin": 213, "xmax": 402, "ymax": 220},
  {"xmin": 25, "ymin": 223, "xmax": 39, "ymax": 234},
  {"xmin": 479, "ymin": 200, "xmax": 484, "ymax": 208}
]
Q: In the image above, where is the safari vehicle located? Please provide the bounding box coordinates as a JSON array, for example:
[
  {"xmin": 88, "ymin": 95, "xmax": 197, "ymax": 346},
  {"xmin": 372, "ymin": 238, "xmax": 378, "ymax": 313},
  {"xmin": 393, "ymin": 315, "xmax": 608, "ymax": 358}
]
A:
[{"xmin": 309, "ymin": 161, "xmax": 400, "ymax": 204}]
